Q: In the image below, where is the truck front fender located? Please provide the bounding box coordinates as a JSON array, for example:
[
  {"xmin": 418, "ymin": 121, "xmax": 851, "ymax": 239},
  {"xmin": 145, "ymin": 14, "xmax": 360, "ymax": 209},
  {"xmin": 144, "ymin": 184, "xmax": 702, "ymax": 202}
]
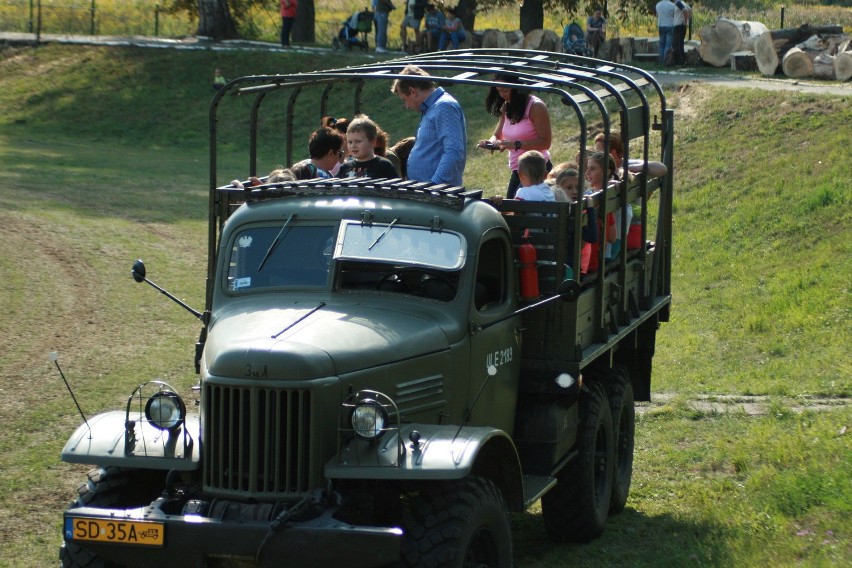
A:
[
  {"xmin": 325, "ymin": 423, "xmax": 524, "ymax": 511},
  {"xmin": 61, "ymin": 411, "xmax": 200, "ymax": 471}
]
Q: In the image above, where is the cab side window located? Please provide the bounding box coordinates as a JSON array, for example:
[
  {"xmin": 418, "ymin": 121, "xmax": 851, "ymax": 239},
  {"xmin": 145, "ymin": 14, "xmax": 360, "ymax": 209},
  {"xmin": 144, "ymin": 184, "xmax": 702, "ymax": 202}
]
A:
[{"xmin": 475, "ymin": 238, "xmax": 508, "ymax": 311}]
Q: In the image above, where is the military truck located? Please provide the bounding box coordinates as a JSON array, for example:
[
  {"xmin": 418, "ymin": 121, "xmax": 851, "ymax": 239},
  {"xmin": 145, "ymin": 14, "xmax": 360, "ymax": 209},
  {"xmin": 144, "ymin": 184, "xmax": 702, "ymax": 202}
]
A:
[{"xmin": 60, "ymin": 50, "xmax": 673, "ymax": 567}]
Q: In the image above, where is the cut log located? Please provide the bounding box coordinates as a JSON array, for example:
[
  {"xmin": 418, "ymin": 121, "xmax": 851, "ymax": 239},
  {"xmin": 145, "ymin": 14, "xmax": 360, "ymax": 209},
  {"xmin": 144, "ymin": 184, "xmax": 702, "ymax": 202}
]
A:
[
  {"xmin": 698, "ymin": 18, "xmax": 769, "ymax": 67},
  {"xmin": 523, "ymin": 29, "xmax": 560, "ymax": 52},
  {"xmin": 813, "ymin": 53, "xmax": 836, "ymax": 80},
  {"xmin": 480, "ymin": 29, "xmax": 507, "ymax": 49},
  {"xmin": 730, "ymin": 50, "xmax": 757, "ymax": 72},
  {"xmin": 753, "ymin": 25, "xmax": 845, "ymax": 76},
  {"xmin": 835, "ymin": 48, "xmax": 852, "ymax": 81},
  {"xmin": 505, "ymin": 30, "xmax": 525, "ymax": 49},
  {"xmin": 782, "ymin": 47, "xmax": 815, "ymax": 78}
]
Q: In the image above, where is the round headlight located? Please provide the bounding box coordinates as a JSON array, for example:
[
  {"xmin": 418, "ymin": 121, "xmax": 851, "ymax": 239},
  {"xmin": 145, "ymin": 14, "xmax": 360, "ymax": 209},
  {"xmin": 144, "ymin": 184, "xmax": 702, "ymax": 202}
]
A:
[
  {"xmin": 145, "ymin": 391, "xmax": 186, "ymax": 431},
  {"xmin": 350, "ymin": 401, "xmax": 388, "ymax": 440}
]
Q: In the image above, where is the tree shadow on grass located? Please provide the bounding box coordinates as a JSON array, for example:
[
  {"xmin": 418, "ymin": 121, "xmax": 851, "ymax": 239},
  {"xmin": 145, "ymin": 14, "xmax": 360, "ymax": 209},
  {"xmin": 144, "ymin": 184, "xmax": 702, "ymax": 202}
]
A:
[{"xmin": 512, "ymin": 507, "xmax": 733, "ymax": 567}]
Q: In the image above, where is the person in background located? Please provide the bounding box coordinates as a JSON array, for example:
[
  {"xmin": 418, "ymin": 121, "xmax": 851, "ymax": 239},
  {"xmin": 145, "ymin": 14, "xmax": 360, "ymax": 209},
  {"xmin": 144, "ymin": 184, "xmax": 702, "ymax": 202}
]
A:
[
  {"xmin": 280, "ymin": 0, "xmax": 297, "ymax": 48},
  {"xmin": 374, "ymin": 0, "xmax": 394, "ymax": 53},
  {"xmin": 212, "ymin": 68, "xmax": 227, "ymax": 90},
  {"xmin": 386, "ymin": 136, "xmax": 416, "ymax": 179},
  {"xmin": 672, "ymin": 0, "xmax": 692, "ymax": 65},
  {"xmin": 438, "ymin": 7, "xmax": 466, "ymax": 50},
  {"xmin": 477, "ymin": 74, "xmax": 552, "ymax": 199},
  {"xmin": 400, "ymin": 0, "xmax": 426, "ymax": 53},
  {"xmin": 290, "ymin": 127, "xmax": 346, "ymax": 180},
  {"xmin": 423, "ymin": 4, "xmax": 445, "ymax": 52},
  {"xmin": 515, "ymin": 151, "xmax": 554, "ymax": 202},
  {"xmin": 586, "ymin": 6, "xmax": 606, "ymax": 58},
  {"xmin": 655, "ymin": 0, "xmax": 676, "ymax": 64},
  {"xmin": 338, "ymin": 115, "xmax": 400, "ymax": 179},
  {"xmin": 391, "ymin": 65, "xmax": 466, "ymax": 186}
]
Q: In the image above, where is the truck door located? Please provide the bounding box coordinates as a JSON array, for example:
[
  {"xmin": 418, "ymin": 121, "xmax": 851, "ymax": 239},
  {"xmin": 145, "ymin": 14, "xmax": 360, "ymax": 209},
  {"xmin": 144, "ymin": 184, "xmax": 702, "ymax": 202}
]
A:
[{"xmin": 467, "ymin": 233, "xmax": 521, "ymax": 435}]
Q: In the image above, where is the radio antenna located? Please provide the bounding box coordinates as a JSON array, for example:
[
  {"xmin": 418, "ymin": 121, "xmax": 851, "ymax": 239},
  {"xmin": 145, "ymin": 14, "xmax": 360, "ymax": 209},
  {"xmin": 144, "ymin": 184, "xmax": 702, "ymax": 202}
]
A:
[{"xmin": 50, "ymin": 352, "xmax": 91, "ymax": 438}]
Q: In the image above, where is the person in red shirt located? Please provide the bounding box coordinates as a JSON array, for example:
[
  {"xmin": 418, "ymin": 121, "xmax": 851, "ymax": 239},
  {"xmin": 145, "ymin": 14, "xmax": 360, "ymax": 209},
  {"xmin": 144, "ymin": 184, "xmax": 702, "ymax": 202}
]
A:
[{"xmin": 280, "ymin": 0, "xmax": 297, "ymax": 47}]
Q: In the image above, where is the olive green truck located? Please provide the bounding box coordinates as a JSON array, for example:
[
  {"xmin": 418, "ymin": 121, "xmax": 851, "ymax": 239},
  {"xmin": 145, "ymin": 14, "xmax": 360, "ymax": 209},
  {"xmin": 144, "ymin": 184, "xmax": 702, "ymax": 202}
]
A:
[{"xmin": 60, "ymin": 50, "xmax": 673, "ymax": 567}]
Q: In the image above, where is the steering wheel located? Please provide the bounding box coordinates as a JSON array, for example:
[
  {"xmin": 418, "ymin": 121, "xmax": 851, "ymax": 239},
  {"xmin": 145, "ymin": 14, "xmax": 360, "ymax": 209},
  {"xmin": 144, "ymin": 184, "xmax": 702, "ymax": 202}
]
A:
[{"xmin": 375, "ymin": 268, "xmax": 456, "ymax": 297}]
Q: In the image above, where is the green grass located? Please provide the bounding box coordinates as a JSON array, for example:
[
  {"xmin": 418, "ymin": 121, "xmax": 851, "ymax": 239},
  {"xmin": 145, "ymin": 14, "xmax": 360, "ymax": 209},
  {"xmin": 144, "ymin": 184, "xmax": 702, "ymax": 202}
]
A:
[{"xmin": 0, "ymin": 44, "xmax": 849, "ymax": 567}]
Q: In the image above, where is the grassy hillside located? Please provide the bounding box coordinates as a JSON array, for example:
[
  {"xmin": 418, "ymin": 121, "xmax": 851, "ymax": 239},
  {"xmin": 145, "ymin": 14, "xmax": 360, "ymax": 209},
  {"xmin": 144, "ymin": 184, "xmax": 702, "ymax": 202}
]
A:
[{"xmin": 0, "ymin": 45, "xmax": 849, "ymax": 567}]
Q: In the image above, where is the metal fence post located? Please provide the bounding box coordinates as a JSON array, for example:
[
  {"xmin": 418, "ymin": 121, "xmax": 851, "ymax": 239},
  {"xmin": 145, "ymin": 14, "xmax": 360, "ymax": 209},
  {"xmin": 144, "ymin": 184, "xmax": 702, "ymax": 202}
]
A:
[
  {"xmin": 155, "ymin": 3, "xmax": 160, "ymax": 36},
  {"xmin": 36, "ymin": 0, "xmax": 41, "ymax": 41},
  {"xmin": 90, "ymin": 0, "xmax": 96, "ymax": 35},
  {"xmin": 780, "ymin": 6, "xmax": 785, "ymax": 29}
]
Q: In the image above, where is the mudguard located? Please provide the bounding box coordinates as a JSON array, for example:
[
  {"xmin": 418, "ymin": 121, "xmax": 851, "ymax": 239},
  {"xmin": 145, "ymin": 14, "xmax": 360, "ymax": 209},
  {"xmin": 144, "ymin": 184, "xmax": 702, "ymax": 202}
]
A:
[
  {"xmin": 325, "ymin": 423, "xmax": 524, "ymax": 510},
  {"xmin": 61, "ymin": 411, "xmax": 200, "ymax": 470}
]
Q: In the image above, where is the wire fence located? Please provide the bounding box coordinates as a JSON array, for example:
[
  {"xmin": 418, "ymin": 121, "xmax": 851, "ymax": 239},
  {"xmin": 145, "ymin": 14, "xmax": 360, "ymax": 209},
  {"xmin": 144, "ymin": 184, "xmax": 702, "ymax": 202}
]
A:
[{"xmin": 0, "ymin": 0, "xmax": 195, "ymax": 38}]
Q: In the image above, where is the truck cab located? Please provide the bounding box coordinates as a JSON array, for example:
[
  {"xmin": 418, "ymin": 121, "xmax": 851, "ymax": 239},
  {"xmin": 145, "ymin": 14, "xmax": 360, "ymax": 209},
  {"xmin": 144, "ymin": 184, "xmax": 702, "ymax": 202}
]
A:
[{"xmin": 60, "ymin": 49, "xmax": 673, "ymax": 568}]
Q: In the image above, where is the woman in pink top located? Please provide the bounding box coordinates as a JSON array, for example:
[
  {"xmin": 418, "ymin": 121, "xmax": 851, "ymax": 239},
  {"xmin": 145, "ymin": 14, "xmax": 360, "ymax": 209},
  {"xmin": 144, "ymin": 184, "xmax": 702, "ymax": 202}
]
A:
[{"xmin": 477, "ymin": 74, "xmax": 552, "ymax": 198}]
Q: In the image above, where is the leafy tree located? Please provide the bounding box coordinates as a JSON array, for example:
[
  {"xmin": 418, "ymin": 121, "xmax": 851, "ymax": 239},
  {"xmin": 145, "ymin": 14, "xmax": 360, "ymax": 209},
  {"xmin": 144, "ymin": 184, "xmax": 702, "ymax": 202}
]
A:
[{"xmin": 472, "ymin": 0, "xmax": 651, "ymax": 35}]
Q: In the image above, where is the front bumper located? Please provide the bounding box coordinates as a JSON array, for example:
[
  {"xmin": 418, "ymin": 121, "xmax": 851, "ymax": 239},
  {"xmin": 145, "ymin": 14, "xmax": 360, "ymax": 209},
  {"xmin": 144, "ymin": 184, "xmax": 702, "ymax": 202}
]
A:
[{"xmin": 64, "ymin": 503, "xmax": 402, "ymax": 568}]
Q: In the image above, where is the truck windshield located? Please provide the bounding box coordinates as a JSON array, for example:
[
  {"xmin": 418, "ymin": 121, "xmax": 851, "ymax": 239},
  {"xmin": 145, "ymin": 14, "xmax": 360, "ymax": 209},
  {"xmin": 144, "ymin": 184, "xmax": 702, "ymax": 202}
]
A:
[
  {"xmin": 226, "ymin": 225, "xmax": 336, "ymax": 292},
  {"xmin": 335, "ymin": 220, "xmax": 465, "ymax": 270}
]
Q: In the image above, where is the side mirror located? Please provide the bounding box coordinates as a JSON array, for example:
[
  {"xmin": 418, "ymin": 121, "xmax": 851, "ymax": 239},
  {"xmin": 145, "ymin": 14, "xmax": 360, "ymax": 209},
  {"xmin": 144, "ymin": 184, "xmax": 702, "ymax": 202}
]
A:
[
  {"xmin": 132, "ymin": 259, "xmax": 146, "ymax": 283},
  {"xmin": 558, "ymin": 279, "xmax": 581, "ymax": 303}
]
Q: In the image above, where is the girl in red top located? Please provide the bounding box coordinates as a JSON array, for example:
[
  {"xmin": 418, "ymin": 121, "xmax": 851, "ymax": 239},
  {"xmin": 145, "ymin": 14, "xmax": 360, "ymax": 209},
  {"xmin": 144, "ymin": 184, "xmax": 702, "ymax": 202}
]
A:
[
  {"xmin": 280, "ymin": 0, "xmax": 297, "ymax": 47},
  {"xmin": 585, "ymin": 151, "xmax": 617, "ymax": 273}
]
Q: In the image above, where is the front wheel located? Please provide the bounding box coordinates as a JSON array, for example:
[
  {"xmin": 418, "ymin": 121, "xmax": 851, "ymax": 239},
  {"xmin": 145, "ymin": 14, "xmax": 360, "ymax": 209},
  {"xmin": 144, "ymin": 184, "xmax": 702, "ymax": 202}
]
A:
[
  {"xmin": 400, "ymin": 477, "xmax": 511, "ymax": 568},
  {"xmin": 542, "ymin": 381, "xmax": 614, "ymax": 542}
]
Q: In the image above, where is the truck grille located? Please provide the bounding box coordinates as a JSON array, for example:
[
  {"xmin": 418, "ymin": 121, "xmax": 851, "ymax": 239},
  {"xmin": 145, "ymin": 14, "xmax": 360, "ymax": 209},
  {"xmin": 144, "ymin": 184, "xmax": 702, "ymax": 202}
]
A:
[{"xmin": 203, "ymin": 384, "xmax": 312, "ymax": 496}]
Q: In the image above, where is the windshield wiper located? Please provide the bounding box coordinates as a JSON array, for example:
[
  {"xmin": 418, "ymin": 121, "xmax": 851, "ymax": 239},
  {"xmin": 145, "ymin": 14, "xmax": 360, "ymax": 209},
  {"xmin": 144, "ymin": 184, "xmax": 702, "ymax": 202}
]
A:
[
  {"xmin": 272, "ymin": 302, "xmax": 326, "ymax": 339},
  {"xmin": 257, "ymin": 214, "xmax": 296, "ymax": 272},
  {"xmin": 368, "ymin": 218, "xmax": 398, "ymax": 251}
]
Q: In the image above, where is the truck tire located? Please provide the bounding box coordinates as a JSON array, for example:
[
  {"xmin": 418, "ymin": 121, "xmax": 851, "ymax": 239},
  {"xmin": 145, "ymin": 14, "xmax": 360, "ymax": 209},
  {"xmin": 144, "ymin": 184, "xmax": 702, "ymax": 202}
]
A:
[
  {"xmin": 541, "ymin": 381, "xmax": 614, "ymax": 543},
  {"xmin": 400, "ymin": 476, "xmax": 511, "ymax": 568},
  {"xmin": 60, "ymin": 467, "xmax": 166, "ymax": 568},
  {"xmin": 605, "ymin": 365, "xmax": 635, "ymax": 514}
]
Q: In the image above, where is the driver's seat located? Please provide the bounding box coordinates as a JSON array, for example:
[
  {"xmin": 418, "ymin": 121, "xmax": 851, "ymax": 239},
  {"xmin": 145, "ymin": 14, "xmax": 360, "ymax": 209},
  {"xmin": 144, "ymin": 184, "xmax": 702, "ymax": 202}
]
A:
[{"xmin": 419, "ymin": 277, "xmax": 455, "ymax": 301}]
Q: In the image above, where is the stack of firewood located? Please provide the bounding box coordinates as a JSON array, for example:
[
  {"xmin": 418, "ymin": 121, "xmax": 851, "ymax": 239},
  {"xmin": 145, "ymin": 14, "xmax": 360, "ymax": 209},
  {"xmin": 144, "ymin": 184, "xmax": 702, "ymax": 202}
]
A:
[{"xmin": 698, "ymin": 18, "xmax": 850, "ymax": 81}]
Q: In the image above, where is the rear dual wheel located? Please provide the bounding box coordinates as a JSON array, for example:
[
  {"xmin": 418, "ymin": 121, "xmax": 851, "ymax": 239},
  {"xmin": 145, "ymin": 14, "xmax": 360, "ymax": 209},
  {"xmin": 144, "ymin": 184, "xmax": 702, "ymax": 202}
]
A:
[{"xmin": 542, "ymin": 381, "xmax": 614, "ymax": 543}]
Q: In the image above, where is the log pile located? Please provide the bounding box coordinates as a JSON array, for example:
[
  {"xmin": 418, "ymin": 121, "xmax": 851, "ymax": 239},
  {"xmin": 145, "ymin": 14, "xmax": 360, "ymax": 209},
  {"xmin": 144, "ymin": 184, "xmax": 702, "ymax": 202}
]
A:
[
  {"xmin": 779, "ymin": 33, "xmax": 850, "ymax": 80},
  {"xmin": 753, "ymin": 24, "xmax": 847, "ymax": 78},
  {"xmin": 698, "ymin": 18, "xmax": 768, "ymax": 67}
]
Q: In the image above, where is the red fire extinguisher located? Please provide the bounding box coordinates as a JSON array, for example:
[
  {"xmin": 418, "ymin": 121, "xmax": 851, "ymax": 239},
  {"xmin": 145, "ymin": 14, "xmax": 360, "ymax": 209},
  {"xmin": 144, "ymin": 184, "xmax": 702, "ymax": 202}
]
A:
[{"xmin": 518, "ymin": 229, "xmax": 540, "ymax": 299}]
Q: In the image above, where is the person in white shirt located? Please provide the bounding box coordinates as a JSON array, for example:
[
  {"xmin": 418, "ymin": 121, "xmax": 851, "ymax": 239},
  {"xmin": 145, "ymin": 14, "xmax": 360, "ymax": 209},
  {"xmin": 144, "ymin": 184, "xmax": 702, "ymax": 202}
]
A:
[
  {"xmin": 655, "ymin": 0, "xmax": 676, "ymax": 63},
  {"xmin": 672, "ymin": 0, "xmax": 692, "ymax": 65}
]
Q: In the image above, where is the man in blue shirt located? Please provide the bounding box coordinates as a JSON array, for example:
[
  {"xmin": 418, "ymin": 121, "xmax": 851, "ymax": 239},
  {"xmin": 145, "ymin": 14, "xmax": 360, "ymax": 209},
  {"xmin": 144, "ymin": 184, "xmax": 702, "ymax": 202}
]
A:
[{"xmin": 391, "ymin": 65, "xmax": 466, "ymax": 187}]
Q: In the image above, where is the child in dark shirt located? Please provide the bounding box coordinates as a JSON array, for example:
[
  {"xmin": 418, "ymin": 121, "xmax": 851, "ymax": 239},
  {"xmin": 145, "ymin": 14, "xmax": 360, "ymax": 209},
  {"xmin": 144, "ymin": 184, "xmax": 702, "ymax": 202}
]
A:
[{"xmin": 338, "ymin": 115, "xmax": 400, "ymax": 179}]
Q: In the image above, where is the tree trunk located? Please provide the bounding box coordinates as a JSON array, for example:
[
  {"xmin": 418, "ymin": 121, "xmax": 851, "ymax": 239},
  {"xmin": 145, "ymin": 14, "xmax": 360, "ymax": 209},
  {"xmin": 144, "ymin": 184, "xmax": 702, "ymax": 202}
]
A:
[
  {"xmin": 781, "ymin": 47, "xmax": 815, "ymax": 78},
  {"xmin": 698, "ymin": 18, "xmax": 768, "ymax": 67},
  {"xmin": 753, "ymin": 25, "xmax": 844, "ymax": 76},
  {"xmin": 456, "ymin": 0, "xmax": 478, "ymax": 33},
  {"xmin": 197, "ymin": 0, "xmax": 237, "ymax": 40},
  {"xmin": 292, "ymin": 0, "xmax": 315, "ymax": 43},
  {"xmin": 519, "ymin": 0, "xmax": 544, "ymax": 35}
]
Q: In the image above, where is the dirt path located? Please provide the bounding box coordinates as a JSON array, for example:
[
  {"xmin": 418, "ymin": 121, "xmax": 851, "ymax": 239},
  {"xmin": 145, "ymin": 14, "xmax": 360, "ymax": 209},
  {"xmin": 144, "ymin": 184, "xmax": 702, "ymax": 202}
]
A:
[
  {"xmin": 654, "ymin": 70, "xmax": 852, "ymax": 97},
  {"xmin": 637, "ymin": 393, "xmax": 852, "ymax": 416}
]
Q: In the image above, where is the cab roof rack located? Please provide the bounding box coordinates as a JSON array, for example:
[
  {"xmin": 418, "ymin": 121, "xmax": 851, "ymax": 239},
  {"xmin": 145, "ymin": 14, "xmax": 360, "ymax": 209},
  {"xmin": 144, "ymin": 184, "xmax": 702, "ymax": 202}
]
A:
[{"xmin": 219, "ymin": 177, "xmax": 483, "ymax": 211}]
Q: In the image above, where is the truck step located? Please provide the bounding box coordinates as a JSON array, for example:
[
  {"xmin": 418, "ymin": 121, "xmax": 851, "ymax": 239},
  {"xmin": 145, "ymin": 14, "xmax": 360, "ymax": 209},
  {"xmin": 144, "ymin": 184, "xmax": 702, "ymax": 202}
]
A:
[{"xmin": 522, "ymin": 474, "xmax": 557, "ymax": 508}]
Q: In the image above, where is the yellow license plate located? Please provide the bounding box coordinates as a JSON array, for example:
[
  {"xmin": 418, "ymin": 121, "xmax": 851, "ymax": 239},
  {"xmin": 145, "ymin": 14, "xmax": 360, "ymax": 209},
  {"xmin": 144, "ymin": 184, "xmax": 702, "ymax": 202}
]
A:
[{"xmin": 65, "ymin": 517, "xmax": 164, "ymax": 547}]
